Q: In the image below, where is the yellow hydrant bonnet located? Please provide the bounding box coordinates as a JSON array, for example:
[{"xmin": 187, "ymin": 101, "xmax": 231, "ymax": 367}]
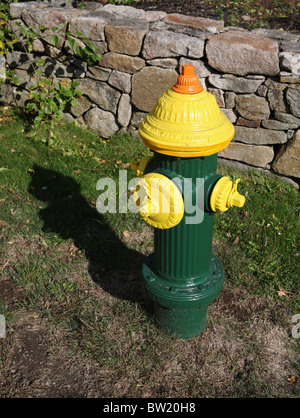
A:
[{"xmin": 138, "ymin": 65, "xmax": 235, "ymax": 157}]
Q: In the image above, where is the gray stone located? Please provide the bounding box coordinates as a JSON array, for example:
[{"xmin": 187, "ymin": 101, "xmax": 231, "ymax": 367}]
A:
[
  {"xmin": 208, "ymin": 88, "xmax": 225, "ymax": 107},
  {"xmin": 280, "ymin": 52, "xmax": 300, "ymax": 76},
  {"xmin": 12, "ymin": 87, "xmax": 31, "ymax": 108},
  {"xmin": 21, "ymin": 8, "xmax": 81, "ymax": 48},
  {"xmin": 265, "ymin": 78, "xmax": 287, "ymax": 91},
  {"xmin": 105, "ymin": 19, "xmax": 148, "ymax": 56},
  {"xmin": 79, "ymin": 78, "xmax": 120, "ymax": 113},
  {"xmin": 280, "ymin": 73, "xmax": 300, "ymax": 84},
  {"xmin": 84, "ymin": 107, "xmax": 118, "ymax": 138},
  {"xmin": 219, "ymin": 142, "xmax": 274, "ymax": 168},
  {"xmin": 69, "ymin": 16, "xmax": 109, "ymax": 41},
  {"xmin": 102, "ymin": 4, "xmax": 146, "ymax": 20},
  {"xmin": 257, "ymin": 85, "xmax": 268, "ymax": 97},
  {"xmin": 165, "ymin": 13, "xmax": 224, "ymax": 31},
  {"xmin": 144, "ymin": 11, "xmax": 167, "ymax": 22},
  {"xmin": 233, "ymin": 126, "xmax": 287, "ymax": 145},
  {"xmin": 235, "ymin": 94, "xmax": 270, "ymax": 120},
  {"xmin": 61, "ymin": 112, "xmax": 75, "ymax": 123},
  {"xmin": 179, "ymin": 57, "xmax": 210, "ymax": 78},
  {"xmin": 252, "ymin": 28, "xmax": 300, "ymax": 42},
  {"xmin": 6, "ymin": 51, "xmax": 35, "ymax": 71},
  {"xmin": 224, "ymin": 91, "xmax": 236, "ymax": 108},
  {"xmin": 275, "ymin": 111, "xmax": 300, "ymax": 126},
  {"xmin": 237, "ymin": 118, "xmax": 260, "ymax": 128},
  {"xmin": 272, "ymin": 129, "xmax": 300, "ymax": 178},
  {"xmin": 100, "ymin": 52, "xmax": 145, "ymax": 74},
  {"xmin": 12, "ymin": 69, "xmax": 30, "ymax": 88},
  {"xmin": 147, "ymin": 58, "xmax": 178, "ymax": 69},
  {"xmin": 267, "ymin": 89, "xmax": 288, "ymax": 113},
  {"xmin": 32, "ymin": 38, "xmax": 45, "ymax": 53},
  {"xmin": 280, "ymin": 42, "xmax": 300, "ymax": 53},
  {"xmin": 151, "ymin": 19, "xmax": 214, "ymax": 40},
  {"xmin": 0, "ymin": 55, "xmax": 6, "ymax": 81},
  {"xmin": 108, "ymin": 70, "xmax": 131, "ymax": 94},
  {"xmin": 117, "ymin": 94, "xmax": 132, "ymax": 127},
  {"xmin": 87, "ymin": 66, "xmax": 111, "ymax": 81},
  {"xmin": 9, "ymin": 1, "xmax": 48, "ymax": 19},
  {"xmin": 221, "ymin": 109, "xmax": 237, "ymax": 123},
  {"xmin": 208, "ymin": 74, "xmax": 264, "ymax": 93},
  {"xmin": 7, "ymin": 51, "xmax": 82, "ymax": 79},
  {"xmin": 142, "ymin": 31, "xmax": 204, "ymax": 60},
  {"xmin": 70, "ymin": 95, "xmax": 92, "ymax": 117},
  {"xmin": 262, "ymin": 119, "xmax": 298, "ymax": 130},
  {"xmin": 286, "ymin": 87, "xmax": 300, "ymax": 118},
  {"xmin": 132, "ymin": 66, "xmax": 178, "ymax": 112},
  {"xmin": 130, "ymin": 111, "xmax": 147, "ymax": 128},
  {"xmin": 0, "ymin": 83, "xmax": 13, "ymax": 105},
  {"xmin": 206, "ymin": 31, "xmax": 279, "ymax": 76}
]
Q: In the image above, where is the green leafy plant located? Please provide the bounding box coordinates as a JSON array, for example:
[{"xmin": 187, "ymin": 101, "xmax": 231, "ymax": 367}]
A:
[
  {"xmin": 0, "ymin": 1, "xmax": 18, "ymax": 55},
  {"xmin": 2, "ymin": 5, "xmax": 102, "ymax": 145},
  {"xmin": 27, "ymin": 75, "xmax": 83, "ymax": 145}
]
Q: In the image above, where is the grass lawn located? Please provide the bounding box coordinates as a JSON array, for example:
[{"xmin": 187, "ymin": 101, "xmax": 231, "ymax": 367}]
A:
[{"xmin": 0, "ymin": 107, "xmax": 299, "ymax": 397}]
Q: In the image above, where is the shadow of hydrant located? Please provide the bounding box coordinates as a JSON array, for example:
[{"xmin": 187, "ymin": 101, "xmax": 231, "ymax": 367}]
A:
[{"xmin": 28, "ymin": 164, "xmax": 146, "ymax": 304}]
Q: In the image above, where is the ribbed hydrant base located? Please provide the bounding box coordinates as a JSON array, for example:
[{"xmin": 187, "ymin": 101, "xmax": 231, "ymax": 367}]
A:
[{"xmin": 142, "ymin": 254, "xmax": 224, "ymax": 339}]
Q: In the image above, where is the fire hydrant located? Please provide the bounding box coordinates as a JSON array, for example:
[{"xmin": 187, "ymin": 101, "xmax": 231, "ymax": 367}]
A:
[{"xmin": 131, "ymin": 65, "xmax": 245, "ymax": 339}]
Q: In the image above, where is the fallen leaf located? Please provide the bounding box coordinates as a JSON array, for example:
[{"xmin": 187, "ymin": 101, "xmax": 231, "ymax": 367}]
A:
[
  {"xmin": 68, "ymin": 243, "xmax": 79, "ymax": 256},
  {"xmin": 8, "ymin": 188, "xmax": 15, "ymax": 194},
  {"xmin": 10, "ymin": 208, "xmax": 16, "ymax": 215},
  {"xmin": 277, "ymin": 287, "xmax": 289, "ymax": 297},
  {"xmin": 0, "ymin": 220, "xmax": 6, "ymax": 228},
  {"xmin": 123, "ymin": 230, "xmax": 130, "ymax": 238},
  {"xmin": 234, "ymin": 235, "xmax": 239, "ymax": 245},
  {"xmin": 73, "ymin": 170, "xmax": 81, "ymax": 174},
  {"xmin": 287, "ymin": 376, "xmax": 299, "ymax": 384}
]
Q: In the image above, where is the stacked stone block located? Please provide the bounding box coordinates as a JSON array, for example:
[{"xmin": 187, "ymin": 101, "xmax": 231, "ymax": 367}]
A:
[{"xmin": 1, "ymin": 1, "xmax": 300, "ymax": 182}]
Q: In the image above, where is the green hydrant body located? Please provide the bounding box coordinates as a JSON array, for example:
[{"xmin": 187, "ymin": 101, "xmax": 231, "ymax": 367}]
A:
[{"xmin": 131, "ymin": 65, "xmax": 245, "ymax": 339}]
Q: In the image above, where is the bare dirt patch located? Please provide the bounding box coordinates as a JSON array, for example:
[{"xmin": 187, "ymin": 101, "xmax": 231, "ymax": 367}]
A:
[{"xmin": 0, "ymin": 254, "xmax": 298, "ymax": 398}]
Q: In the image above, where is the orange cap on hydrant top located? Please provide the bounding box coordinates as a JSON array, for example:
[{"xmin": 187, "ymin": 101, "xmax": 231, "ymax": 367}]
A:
[{"xmin": 172, "ymin": 64, "xmax": 203, "ymax": 94}]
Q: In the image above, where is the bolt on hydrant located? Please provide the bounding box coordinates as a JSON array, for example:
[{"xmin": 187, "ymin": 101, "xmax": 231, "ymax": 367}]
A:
[{"xmin": 131, "ymin": 65, "xmax": 245, "ymax": 339}]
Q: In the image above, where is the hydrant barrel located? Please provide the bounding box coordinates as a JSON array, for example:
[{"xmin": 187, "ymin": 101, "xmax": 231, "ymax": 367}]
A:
[
  {"xmin": 153, "ymin": 153, "xmax": 217, "ymax": 282},
  {"xmin": 132, "ymin": 65, "xmax": 245, "ymax": 339}
]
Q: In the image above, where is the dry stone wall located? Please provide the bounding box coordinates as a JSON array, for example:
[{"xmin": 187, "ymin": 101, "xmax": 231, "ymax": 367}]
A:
[{"xmin": 2, "ymin": 1, "xmax": 300, "ymax": 184}]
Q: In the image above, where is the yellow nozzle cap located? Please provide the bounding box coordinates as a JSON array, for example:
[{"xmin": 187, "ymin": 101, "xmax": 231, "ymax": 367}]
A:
[
  {"xmin": 210, "ymin": 177, "xmax": 245, "ymax": 212},
  {"xmin": 229, "ymin": 191, "xmax": 246, "ymax": 208}
]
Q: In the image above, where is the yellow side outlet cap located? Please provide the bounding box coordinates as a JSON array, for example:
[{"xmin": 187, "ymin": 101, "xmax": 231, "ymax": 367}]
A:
[{"xmin": 132, "ymin": 173, "xmax": 184, "ymax": 229}]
